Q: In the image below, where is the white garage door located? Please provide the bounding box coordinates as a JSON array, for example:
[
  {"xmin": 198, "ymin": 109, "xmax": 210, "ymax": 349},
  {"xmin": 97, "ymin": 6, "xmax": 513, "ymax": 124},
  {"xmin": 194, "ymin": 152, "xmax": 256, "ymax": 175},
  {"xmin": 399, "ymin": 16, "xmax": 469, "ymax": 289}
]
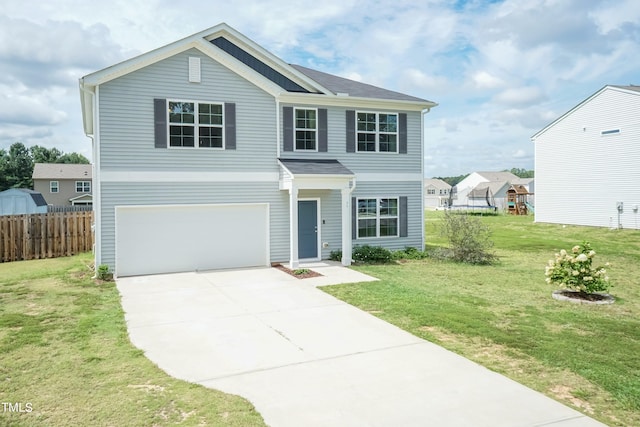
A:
[{"xmin": 115, "ymin": 203, "xmax": 269, "ymax": 277}]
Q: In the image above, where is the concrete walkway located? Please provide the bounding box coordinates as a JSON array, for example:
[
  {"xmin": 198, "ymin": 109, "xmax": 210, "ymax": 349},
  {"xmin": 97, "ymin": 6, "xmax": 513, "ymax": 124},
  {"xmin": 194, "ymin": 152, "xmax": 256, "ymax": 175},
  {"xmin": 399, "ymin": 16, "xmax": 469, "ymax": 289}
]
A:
[{"xmin": 117, "ymin": 263, "xmax": 607, "ymax": 427}]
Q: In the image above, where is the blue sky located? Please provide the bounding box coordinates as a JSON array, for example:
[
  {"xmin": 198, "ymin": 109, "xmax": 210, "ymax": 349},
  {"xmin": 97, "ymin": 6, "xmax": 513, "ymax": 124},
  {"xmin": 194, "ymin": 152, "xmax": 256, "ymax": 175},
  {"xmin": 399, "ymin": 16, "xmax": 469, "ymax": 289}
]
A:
[{"xmin": 1, "ymin": 0, "xmax": 639, "ymax": 177}]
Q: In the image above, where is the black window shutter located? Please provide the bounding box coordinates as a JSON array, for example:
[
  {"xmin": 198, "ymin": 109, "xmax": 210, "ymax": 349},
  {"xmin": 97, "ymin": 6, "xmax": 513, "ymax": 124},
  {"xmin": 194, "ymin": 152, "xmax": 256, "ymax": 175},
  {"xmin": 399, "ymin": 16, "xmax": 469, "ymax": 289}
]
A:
[
  {"xmin": 399, "ymin": 196, "xmax": 408, "ymax": 237},
  {"xmin": 346, "ymin": 110, "xmax": 355, "ymax": 153},
  {"xmin": 154, "ymin": 98, "xmax": 167, "ymax": 148},
  {"xmin": 318, "ymin": 108, "xmax": 328, "ymax": 152},
  {"xmin": 225, "ymin": 103, "xmax": 236, "ymax": 150},
  {"xmin": 399, "ymin": 113, "xmax": 407, "ymax": 154},
  {"xmin": 283, "ymin": 106, "xmax": 293, "ymax": 152},
  {"xmin": 352, "ymin": 197, "xmax": 357, "ymax": 239}
]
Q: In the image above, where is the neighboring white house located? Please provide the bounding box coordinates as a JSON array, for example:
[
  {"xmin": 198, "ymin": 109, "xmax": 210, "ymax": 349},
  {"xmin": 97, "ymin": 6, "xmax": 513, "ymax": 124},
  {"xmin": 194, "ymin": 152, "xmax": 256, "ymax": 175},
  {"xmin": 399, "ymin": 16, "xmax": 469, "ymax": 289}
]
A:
[
  {"xmin": 532, "ymin": 85, "xmax": 640, "ymax": 229},
  {"xmin": 452, "ymin": 171, "xmax": 520, "ymax": 211},
  {"xmin": 424, "ymin": 178, "xmax": 451, "ymax": 209}
]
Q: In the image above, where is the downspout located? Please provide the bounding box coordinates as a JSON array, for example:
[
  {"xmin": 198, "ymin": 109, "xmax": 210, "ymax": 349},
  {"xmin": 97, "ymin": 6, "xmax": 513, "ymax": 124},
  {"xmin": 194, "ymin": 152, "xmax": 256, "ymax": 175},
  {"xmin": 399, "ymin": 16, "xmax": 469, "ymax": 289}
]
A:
[
  {"xmin": 420, "ymin": 107, "xmax": 430, "ymax": 251},
  {"xmin": 79, "ymin": 79, "xmax": 101, "ymax": 272},
  {"xmin": 276, "ymin": 99, "xmax": 281, "ymax": 158}
]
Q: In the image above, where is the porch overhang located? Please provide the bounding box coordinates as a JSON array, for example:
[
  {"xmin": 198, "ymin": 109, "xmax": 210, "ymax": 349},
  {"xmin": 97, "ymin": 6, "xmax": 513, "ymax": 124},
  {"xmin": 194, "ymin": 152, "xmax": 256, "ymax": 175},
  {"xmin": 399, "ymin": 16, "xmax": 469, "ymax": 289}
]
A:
[{"xmin": 278, "ymin": 159, "xmax": 356, "ymax": 268}]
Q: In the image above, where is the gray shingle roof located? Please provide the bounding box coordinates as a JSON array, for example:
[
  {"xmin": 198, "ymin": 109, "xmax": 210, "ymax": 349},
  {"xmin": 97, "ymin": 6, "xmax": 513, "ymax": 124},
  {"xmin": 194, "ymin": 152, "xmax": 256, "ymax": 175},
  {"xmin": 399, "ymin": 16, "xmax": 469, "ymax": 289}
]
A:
[
  {"xmin": 32, "ymin": 163, "xmax": 92, "ymax": 179},
  {"xmin": 612, "ymin": 85, "xmax": 640, "ymax": 93},
  {"xmin": 279, "ymin": 159, "xmax": 354, "ymax": 176},
  {"xmin": 290, "ymin": 64, "xmax": 433, "ymax": 103}
]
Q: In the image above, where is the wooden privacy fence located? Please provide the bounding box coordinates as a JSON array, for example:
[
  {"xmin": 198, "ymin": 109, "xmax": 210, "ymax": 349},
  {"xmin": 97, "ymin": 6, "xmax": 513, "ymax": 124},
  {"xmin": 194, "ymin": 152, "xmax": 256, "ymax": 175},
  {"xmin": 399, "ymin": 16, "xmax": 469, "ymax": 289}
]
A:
[{"xmin": 0, "ymin": 211, "xmax": 94, "ymax": 263}]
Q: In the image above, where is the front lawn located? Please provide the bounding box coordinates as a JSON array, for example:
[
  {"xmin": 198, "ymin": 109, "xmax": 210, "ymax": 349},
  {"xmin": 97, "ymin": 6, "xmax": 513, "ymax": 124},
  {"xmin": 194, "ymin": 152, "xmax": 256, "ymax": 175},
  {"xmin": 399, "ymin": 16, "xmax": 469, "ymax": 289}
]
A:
[
  {"xmin": 323, "ymin": 212, "xmax": 640, "ymax": 427},
  {"xmin": 0, "ymin": 254, "xmax": 265, "ymax": 426}
]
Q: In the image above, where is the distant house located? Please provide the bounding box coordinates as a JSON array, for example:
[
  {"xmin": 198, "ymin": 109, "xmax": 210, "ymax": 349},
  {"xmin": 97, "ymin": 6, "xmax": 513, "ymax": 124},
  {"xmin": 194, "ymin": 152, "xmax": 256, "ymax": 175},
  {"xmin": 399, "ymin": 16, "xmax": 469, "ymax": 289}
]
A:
[
  {"xmin": 32, "ymin": 163, "xmax": 93, "ymax": 206},
  {"xmin": 424, "ymin": 179, "xmax": 452, "ymax": 209},
  {"xmin": 0, "ymin": 189, "xmax": 48, "ymax": 216},
  {"xmin": 452, "ymin": 171, "xmax": 521, "ymax": 211},
  {"xmin": 532, "ymin": 85, "xmax": 640, "ymax": 229}
]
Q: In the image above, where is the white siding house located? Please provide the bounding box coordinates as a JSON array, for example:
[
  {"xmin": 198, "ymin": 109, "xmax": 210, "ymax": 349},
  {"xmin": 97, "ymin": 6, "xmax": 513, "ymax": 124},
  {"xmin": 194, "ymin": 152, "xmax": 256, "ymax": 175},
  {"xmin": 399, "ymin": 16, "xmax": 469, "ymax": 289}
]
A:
[
  {"xmin": 424, "ymin": 179, "xmax": 451, "ymax": 209},
  {"xmin": 532, "ymin": 85, "xmax": 640, "ymax": 229},
  {"xmin": 452, "ymin": 171, "xmax": 519, "ymax": 211},
  {"xmin": 79, "ymin": 23, "xmax": 437, "ymax": 277}
]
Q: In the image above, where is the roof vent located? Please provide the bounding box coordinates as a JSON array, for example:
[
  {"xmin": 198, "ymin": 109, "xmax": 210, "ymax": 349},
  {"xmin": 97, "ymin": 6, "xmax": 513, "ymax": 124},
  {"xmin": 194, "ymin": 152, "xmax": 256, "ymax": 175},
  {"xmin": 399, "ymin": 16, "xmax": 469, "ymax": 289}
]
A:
[
  {"xmin": 336, "ymin": 92, "xmax": 349, "ymax": 97},
  {"xmin": 188, "ymin": 57, "xmax": 201, "ymax": 83}
]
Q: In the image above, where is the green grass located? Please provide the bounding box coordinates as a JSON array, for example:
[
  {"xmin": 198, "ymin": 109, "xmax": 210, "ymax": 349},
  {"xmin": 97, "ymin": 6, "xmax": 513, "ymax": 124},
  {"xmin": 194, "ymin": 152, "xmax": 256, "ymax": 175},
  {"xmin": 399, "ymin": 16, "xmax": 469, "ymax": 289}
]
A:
[
  {"xmin": 323, "ymin": 212, "xmax": 640, "ymax": 427},
  {"xmin": 0, "ymin": 254, "xmax": 265, "ymax": 426}
]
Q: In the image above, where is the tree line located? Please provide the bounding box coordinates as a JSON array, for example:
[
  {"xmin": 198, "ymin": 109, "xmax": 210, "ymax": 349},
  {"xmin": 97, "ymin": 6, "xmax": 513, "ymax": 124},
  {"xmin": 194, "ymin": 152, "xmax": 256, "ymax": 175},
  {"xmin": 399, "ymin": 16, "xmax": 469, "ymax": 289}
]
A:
[
  {"xmin": 0, "ymin": 142, "xmax": 90, "ymax": 191},
  {"xmin": 433, "ymin": 168, "xmax": 534, "ymax": 187}
]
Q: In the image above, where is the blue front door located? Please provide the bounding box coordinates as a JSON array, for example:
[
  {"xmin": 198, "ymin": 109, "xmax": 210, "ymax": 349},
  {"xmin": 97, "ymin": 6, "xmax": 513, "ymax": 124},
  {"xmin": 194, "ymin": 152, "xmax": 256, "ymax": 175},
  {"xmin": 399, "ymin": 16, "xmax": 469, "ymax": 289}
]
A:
[{"xmin": 298, "ymin": 200, "xmax": 318, "ymax": 259}]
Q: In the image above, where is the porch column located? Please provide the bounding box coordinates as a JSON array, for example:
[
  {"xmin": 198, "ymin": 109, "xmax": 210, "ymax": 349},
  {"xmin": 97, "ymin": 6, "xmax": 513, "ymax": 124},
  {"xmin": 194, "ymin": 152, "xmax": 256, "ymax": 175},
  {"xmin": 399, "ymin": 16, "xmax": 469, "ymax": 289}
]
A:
[
  {"xmin": 289, "ymin": 185, "xmax": 299, "ymax": 269},
  {"xmin": 341, "ymin": 188, "xmax": 352, "ymax": 266}
]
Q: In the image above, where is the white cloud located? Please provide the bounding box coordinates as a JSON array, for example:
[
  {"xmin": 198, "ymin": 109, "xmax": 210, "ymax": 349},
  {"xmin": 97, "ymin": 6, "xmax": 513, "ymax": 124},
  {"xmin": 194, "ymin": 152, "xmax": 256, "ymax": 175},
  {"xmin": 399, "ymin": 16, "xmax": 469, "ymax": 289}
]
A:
[
  {"xmin": 494, "ymin": 87, "xmax": 546, "ymax": 107},
  {"xmin": 471, "ymin": 71, "xmax": 504, "ymax": 89}
]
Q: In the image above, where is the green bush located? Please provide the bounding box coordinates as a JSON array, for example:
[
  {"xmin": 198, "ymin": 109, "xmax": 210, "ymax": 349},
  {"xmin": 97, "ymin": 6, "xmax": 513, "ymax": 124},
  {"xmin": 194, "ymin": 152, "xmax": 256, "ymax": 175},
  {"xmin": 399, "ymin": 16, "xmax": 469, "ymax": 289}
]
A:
[
  {"xmin": 437, "ymin": 211, "xmax": 497, "ymax": 265},
  {"xmin": 96, "ymin": 264, "xmax": 112, "ymax": 281},
  {"xmin": 329, "ymin": 250, "xmax": 342, "ymax": 261},
  {"xmin": 545, "ymin": 241, "xmax": 611, "ymax": 293},
  {"xmin": 352, "ymin": 245, "xmax": 393, "ymax": 264},
  {"xmin": 392, "ymin": 246, "xmax": 429, "ymax": 260}
]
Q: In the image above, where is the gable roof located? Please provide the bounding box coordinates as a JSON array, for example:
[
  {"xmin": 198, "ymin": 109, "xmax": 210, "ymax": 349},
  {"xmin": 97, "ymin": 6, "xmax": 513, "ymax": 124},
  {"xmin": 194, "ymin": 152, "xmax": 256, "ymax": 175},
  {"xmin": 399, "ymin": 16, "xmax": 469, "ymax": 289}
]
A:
[
  {"xmin": 470, "ymin": 181, "xmax": 509, "ymax": 197},
  {"xmin": 531, "ymin": 85, "xmax": 640, "ymax": 140},
  {"xmin": 291, "ymin": 64, "xmax": 431, "ymax": 103},
  {"xmin": 33, "ymin": 163, "xmax": 92, "ymax": 180},
  {"xmin": 424, "ymin": 178, "xmax": 451, "ymax": 190},
  {"xmin": 80, "ymin": 23, "xmax": 436, "ymax": 135},
  {"xmin": 475, "ymin": 171, "xmax": 519, "ymax": 182},
  {"xmin": 278, "ymin": 159, "xmax": 354, "ymax": 176}
]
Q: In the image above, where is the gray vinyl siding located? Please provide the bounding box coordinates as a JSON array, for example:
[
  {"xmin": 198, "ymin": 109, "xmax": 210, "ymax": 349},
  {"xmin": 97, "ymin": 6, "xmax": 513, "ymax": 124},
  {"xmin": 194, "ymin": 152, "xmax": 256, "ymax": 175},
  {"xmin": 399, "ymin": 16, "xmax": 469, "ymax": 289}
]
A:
[
  {"xmin": 99, "ymin": 181, "xmax": 290, "ymax": 270},
  {"xmin": 280, "ymin": 104, "xmax": 422, "ymax": 174},
  {"xmin": 98, "ymin": 49, "xmax": 277, "ymax": 172},
  {"xmin": 352, "ymin": 181, "xmax": 423, "ymax": 250},
  {"xmin": 534, "ymin": 87, "xmax": 640, "ymax": 229}
]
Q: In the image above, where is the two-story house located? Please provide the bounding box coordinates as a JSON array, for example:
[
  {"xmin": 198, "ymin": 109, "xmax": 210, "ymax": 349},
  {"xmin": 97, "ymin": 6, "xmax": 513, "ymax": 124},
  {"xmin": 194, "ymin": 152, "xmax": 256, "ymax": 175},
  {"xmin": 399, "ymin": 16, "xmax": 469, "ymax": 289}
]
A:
[
  {"xmin": 32, "ymin": 163, "xmax": 93, "ymax": 206},
  {"xmin": 424, "ymin": 178, "xmax": 452, "ymax": 209},
  {"xmin": 79, "ymin": 23, "xmax": 436, "ymax": 277}
]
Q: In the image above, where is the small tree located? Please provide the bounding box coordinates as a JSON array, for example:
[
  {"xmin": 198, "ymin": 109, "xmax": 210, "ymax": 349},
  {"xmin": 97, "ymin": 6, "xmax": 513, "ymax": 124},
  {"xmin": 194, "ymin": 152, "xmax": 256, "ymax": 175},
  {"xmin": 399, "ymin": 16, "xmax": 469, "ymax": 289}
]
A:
[
  {"xmin": 438, "ymin": 211, "xmax": 497, "ymax": 264},
  {"xmin": 545, "ymin": 242, "xmax": 611, "ymax": 294}
]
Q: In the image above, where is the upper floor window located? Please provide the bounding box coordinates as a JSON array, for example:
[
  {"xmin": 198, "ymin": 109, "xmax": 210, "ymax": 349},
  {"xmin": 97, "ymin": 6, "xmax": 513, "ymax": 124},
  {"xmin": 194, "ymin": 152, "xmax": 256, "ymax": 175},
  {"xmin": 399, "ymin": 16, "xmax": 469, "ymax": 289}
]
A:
[
  {"xmin": 294, "ymin": 108, "xmax": 317, "ymax": 151},
  {"xmin": 168, "ymin": 101, "xmax": 224, "ymax": 148},
  {"xmin": 427, "ymin": 188, "xmax": 436, "ymax": 195},
  {"xmin": 356, "ymin": 112, "xmax": 398, "ymax": 153},
  {"xmin": 76, "ymin": 181, "xmax": 91, "ymax": 193},
  {"xmin": 50, "ymin": 181, "xmax": 59, "ymax": 193},
  {"xmin": 357, "ymin": 197, "xmax": 399, "ymax": 238}
]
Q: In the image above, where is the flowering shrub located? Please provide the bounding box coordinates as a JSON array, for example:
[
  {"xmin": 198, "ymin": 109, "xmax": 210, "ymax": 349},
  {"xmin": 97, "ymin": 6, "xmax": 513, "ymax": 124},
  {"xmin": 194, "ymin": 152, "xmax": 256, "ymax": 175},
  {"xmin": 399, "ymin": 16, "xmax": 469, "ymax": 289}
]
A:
[{"xmin": 545, "ymin": 242, "xmax": 611, "ymax": 293}]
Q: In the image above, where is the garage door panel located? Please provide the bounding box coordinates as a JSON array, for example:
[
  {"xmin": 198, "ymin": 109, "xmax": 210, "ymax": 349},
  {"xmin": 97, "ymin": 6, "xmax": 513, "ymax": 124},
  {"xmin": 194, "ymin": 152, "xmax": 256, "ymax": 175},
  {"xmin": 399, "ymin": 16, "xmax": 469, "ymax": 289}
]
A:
[{"xmin": 116, "ymin": 204, "xmax": 268, "ymax": 277}]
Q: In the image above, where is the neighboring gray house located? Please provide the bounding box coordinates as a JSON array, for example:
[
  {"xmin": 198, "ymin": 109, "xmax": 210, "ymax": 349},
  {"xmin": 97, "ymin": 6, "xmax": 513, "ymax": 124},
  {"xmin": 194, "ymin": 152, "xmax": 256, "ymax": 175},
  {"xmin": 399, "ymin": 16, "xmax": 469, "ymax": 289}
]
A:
[
  {"xmin": 424, "ymin": 178, "xmax": 451, "ymax": 209},
  {"xmin": 79, "ymin": 23, "xmax": 437, "ymax": 277},
  {"xmin": 0, "ymin": 189, "xmax": 48, "ymax": 216},
  {"xmin": 532, "ymin": 85, "xmax": 639, "ymax": 229},
  {"xmin": 32, "ymin": 163, "xmax": 93, "ymax": 206}
]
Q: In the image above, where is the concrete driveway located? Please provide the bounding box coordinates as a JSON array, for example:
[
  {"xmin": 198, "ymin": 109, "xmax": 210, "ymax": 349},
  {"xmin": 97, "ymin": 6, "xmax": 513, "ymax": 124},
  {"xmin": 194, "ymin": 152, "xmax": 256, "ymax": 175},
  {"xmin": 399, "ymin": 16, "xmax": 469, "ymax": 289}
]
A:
[{"xmin": 117, "ymin": 263, "xmax": 607, "ymax": 427}]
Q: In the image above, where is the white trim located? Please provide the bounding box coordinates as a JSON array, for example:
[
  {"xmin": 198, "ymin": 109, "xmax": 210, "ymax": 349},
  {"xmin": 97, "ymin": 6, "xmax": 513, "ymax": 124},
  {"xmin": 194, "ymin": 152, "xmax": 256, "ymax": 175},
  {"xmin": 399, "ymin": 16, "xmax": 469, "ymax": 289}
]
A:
[
  {"xmin": 75, "ymin": 181, "xmax": 91, "ymax": 193},
  {"xmin": 355, "ymin": 111, "xmax": 399, "ymax": 153},
  {"xmin": 298, "ymin": 198, "xmax": 321, "ymax": 262},
  {"xmin": 166, "ymin": 99, "xmax": 225, "ymax": 149},
  {"xmin": 50, "ymin": 180, "xmax": 59, "ymax": 193},
  {"xmin": 293, "ymin": 107, "xmax": 318, "ymax": 152},
  {"xmin": 355, "ymin": 196, "xmax": 400, "ymax": 239},
  {"xmin": 93, "ymin": 86, "xmax": 102, "ymax": 266},
  {"xmin": 101, "ymin": 171, "xmax": 279, "ymax": 182},
  {"xmin": 278, "ymin": 92, "xmax": 435, "ymax": 111},
  {"xmin": 357, "ymin": 173, "xmax": 422, "ymax": 182}
]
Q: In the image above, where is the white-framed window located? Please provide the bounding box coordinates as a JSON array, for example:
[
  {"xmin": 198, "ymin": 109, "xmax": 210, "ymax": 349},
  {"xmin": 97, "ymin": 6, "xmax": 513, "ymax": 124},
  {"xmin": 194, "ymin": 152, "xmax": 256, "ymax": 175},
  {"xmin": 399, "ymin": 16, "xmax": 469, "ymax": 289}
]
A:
[
  {"xmin": 356, "ymin": 112, "xmax": 398, "ymax": 153},
  {"xmin": 294, "ymin": 108, "xmax": 317, "ymax": 151},
  {"xmin": 357, "ymin": 197, "xmax": 399, "ymax": 238},
  {"xmin": 168, "ymin": 100, "xmax": 224, "ymax": 148},
  {"xmin": 427, "ymin": 188, "xmax": 436, "ymax": 195},
  {"xmin": 50, "ymin": 181, "xmax": 59, "ymax": 193},
  {"xmin": 76, "ymin": 181, "xmax": 91, "ymax": 193}
]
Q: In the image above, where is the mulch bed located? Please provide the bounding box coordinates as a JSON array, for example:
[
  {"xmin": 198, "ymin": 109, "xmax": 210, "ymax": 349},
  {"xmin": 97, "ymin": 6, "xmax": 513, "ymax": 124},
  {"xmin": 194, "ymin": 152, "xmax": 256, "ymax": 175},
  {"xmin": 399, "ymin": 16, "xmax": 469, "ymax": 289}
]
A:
[
  {"xmin": 273, "ymin": 263, "xmax": 322, "ymax": 279},
  {"xmin": 552, "ymin": 289, "xmax": 615, "ymax": 305}
]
